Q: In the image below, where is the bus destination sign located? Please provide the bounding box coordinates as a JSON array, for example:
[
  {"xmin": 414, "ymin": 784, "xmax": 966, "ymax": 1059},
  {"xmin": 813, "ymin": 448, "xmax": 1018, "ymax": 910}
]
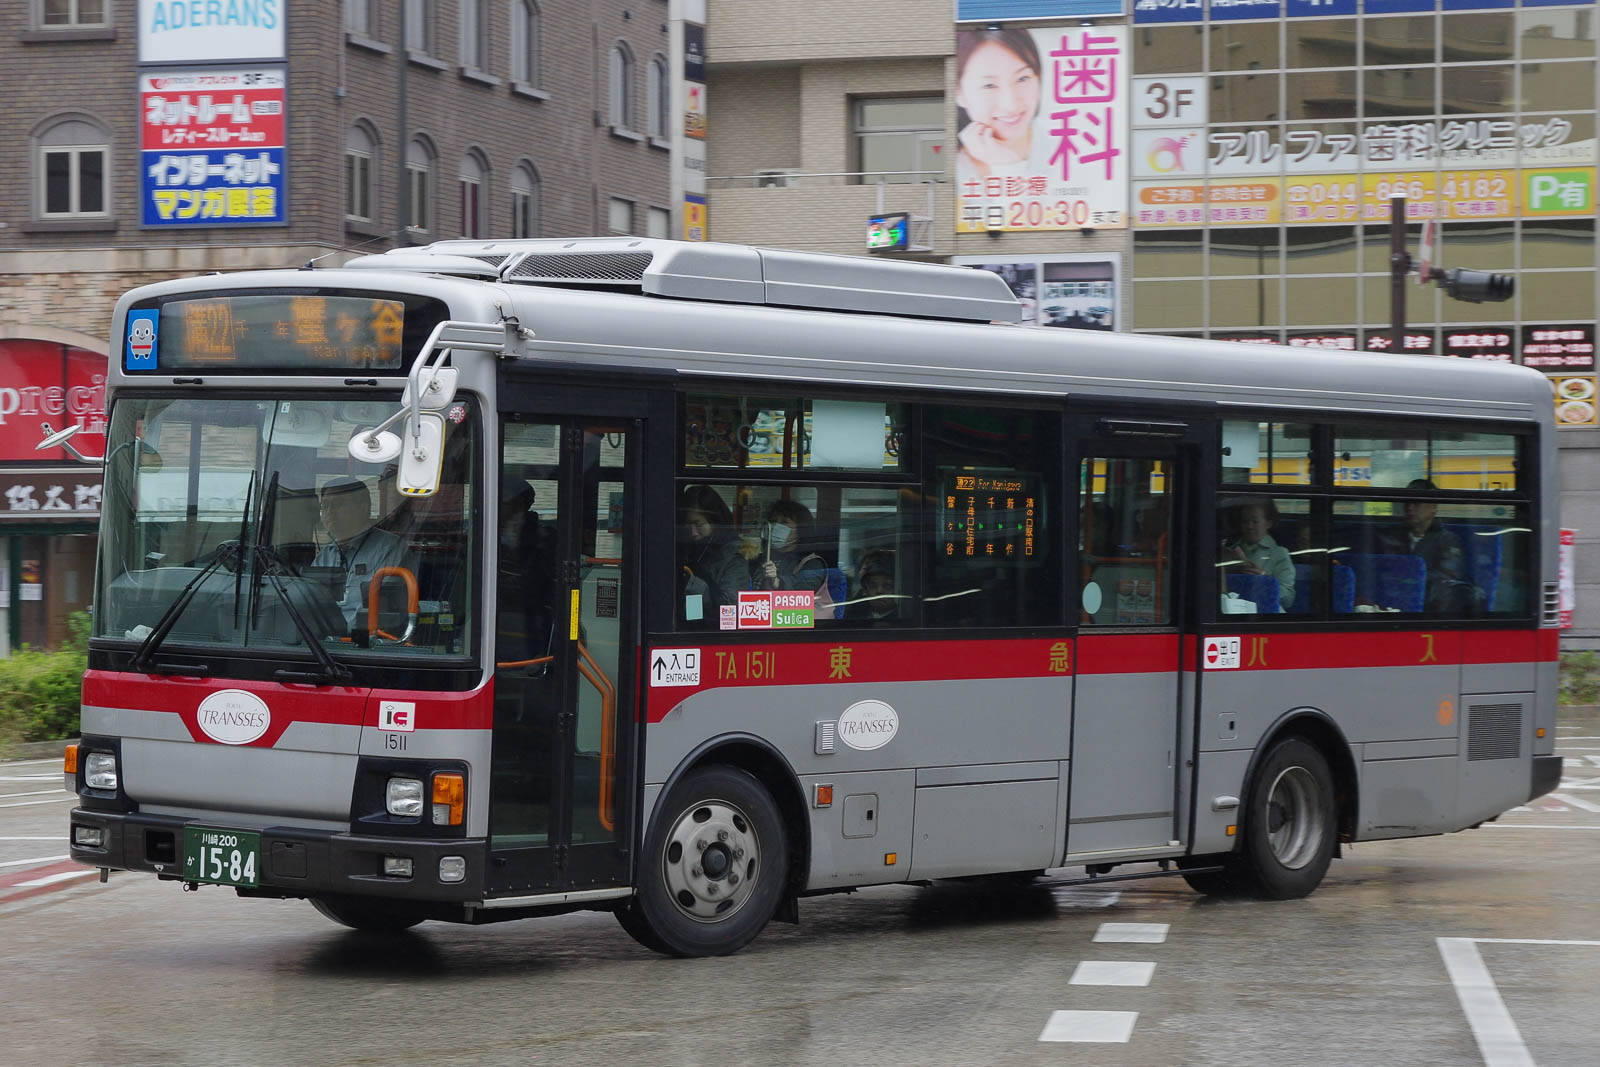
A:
[
  {"xmin": 125, "ymin": 294, "xmax": 409, "ymax": 373},
  {"xmin": 937, "ymin": 468, "xmax": 1041, "ymax": 562}
]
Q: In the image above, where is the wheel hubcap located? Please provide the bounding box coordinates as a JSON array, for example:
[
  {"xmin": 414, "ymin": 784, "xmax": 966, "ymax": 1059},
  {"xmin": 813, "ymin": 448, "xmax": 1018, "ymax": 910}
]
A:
[
  {"xmin": 662, "ymin": 799, "xmax": 760, "ymax": 923},
  {"xmin": 1264, "ymin": 766, "xmax": 1324, "ymax": 869}
]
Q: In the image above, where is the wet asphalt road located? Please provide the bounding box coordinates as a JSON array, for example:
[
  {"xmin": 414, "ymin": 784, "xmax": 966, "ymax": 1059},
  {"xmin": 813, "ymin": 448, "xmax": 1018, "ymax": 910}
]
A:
[{"xmin": 3, "ymin": 716, "xmax": 1597, "ymax": 1067}]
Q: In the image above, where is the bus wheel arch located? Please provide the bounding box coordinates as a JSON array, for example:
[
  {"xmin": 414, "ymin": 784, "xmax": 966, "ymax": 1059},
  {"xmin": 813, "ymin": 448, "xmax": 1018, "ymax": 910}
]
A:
[
  {"xmin": 1256, "ymin": 709, "xmax": 1358, "ymax": 849},
  {"xmin": 619, "ymin": 736, "xmax": 809, "ymax": 956}
]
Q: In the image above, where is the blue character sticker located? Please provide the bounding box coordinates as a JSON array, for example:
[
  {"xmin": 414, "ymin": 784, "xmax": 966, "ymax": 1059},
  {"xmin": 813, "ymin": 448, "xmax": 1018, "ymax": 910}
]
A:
[{"xmin": 126, "ymin": 310, "xmax": 159, "ymax": 370}]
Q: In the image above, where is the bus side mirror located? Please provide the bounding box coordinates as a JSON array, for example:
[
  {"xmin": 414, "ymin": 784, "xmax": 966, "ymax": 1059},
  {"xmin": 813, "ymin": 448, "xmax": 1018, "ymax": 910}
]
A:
[{"xmin": 397, "ymin": 412, "xmax": 446, "ymax": 497}]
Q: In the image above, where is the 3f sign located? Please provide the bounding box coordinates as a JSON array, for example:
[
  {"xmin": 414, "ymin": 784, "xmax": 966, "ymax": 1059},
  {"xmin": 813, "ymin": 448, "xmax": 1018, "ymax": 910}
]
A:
[{"xmin": 1135, "ymin": 77, "xmax": 1206, "ymax": 128}]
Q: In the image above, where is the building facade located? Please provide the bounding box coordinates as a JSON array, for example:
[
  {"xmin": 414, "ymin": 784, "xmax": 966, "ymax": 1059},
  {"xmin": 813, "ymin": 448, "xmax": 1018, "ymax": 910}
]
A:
[
  {"xmin": 702, "ymin": 0, "xmax": 1599, "ymax": 641},
  {"xmin": 0, "ymin": 0, "xmax": 673, "ymax": 651}
]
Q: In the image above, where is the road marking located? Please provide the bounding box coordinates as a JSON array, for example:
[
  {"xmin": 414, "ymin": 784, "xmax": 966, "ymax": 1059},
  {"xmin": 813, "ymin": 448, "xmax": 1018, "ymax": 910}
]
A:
[
  {"xmin": 14, "ymin": 870, "xmax": 94, "ymax": 889},
  {"xmin": 0, "ymin": 789, "xmax": 71, "ymax": 799},
  {"xmin": 1484, "ymin": 823, "xmax": 1600, "ymax": 830},
  {"xmin": 1039, "ymin": 1010, "xmax": 1138, "ymax": 1043},
  {"xmin": 1439, "ymin": 938, "xmax": 1600, "ymax": 1067},
  {"xmin": 1069, "ymin": 961, "xmax": 1156, "ymax": 987},
  {"xmin": 0, "ymin": 836, "xmax": 66, "ymax": 842},
  {"xmin": 0, "ymin": 855, "xmax": 68, "ymax": 869},
  {"xmin": 1051, "ymin": 888, "xmax": 1122, "ymax": 909},
  {"xmin": 0, "ymin": 774, "xmax": 60, "ymax": 782},
  {"xmin": 1094, "ymin": 922, "xmax": 1169, "ymax": 943},
  {"xmin": 0, "ymin": 796, "xmax": 75, "ymax": 809},
  {"xmin": 1548, "ymin": 792, "xmax": 1600, "ymax": 812}
]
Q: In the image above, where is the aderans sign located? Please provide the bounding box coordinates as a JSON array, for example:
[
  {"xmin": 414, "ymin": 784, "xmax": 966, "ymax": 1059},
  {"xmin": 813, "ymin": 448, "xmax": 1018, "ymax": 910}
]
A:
[{"xmin": 138, "ymin": 0, "xmax": 286, "ymax": 64}]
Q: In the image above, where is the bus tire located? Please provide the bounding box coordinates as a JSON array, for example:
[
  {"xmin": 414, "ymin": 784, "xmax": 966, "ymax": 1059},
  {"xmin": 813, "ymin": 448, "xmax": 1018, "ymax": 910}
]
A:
[
  {"xmin": 310, "ymin": 895, "xmax": 424, "ymax": 932},
  {"xmin": 1236, "ymin": 737, "xmax": 1336, "ymax": 900},
  {"xmin": 618, "ymin": 764, "xmax": 788, "ymax": 958}
]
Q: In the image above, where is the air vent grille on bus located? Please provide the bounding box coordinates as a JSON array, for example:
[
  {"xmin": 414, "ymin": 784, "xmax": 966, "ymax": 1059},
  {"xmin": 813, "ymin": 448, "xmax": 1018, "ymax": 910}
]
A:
[
  {"xmin": 1467, "ymin": 702, "xmax": 1522, "ymax": 761},
  {"xmin": 471, "ymin": 254, "xmax": 508, "ymax": 269},
  {"xmin": 1542, "ymin": 581, "xmax": 1561, "ymax": 626},
  {"xmin": 507, "ymin": 251, "xmax": 654, "ymax": 283}
]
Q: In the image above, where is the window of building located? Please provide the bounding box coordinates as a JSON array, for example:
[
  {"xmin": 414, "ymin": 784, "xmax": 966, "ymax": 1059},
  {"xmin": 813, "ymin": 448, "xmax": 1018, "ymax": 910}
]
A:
[
  {"xmin": 1520, "ymin": 9, "xmax": 1597, "ymax": 61},
  {"xmin": 609, "ymin": 44, "xmax": 635, "ymax": 129},
  {"xmin": 648, "ymin": 55, "xmax": 669, "ymax": 140},
  {"xmin": 648, "ymin": 206, "xmax": 670, "ymax": 240},
  {"xmin": 405, "ymin": 0, "xmax": 434, "ymax": 54},
  {"xmin": 854, "ymin": 96, "xmax": 943, "ymax": 184},
  {"xmin": 34, "ymin": 116, "xmax": 108, "ymax": 220},
  {"xmin": 608, "ymin": 197, "xmax": 633, "ymax": 235},
  {"xmin": 406, "ymin": 137, "xmax": 435, "ymax": 234},
  {"xmin": 344, "ymin": 0, "xmax": 374, "ymax": 36},
  {"xmin": 510, "ymin": 0, "xmax": 540, "ymax": 84},
  {"xmin": 40, "ymin": 0, "xmax": 106, "ymax": 27},
  {"xmin": 459, "ymin": 151, "xmax": 487, "ymax": 238},
  {"xmin": 459, "ymin": 0, "xmax": 486, "ymax": 70},
  {"xmin": 510, "ymin": 163, "xmax": 540, "ymax": 238},
  {"xmin": 345, "ymin": 122, "xmax": 379, "ymax": 224}
]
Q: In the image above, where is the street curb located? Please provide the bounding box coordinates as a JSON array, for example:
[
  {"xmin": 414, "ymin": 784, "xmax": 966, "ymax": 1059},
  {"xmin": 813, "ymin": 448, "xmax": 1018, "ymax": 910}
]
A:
[{"xmin": 1, "ymin": 738, "xmax": 77, "ymax": 762}]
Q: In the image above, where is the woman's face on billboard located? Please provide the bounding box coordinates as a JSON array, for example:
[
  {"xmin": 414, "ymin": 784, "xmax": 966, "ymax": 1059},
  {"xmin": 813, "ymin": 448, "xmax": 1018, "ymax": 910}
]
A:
[{"xmin": 957, "ymin": 40, "xmax": 1039, "ymax": 143}]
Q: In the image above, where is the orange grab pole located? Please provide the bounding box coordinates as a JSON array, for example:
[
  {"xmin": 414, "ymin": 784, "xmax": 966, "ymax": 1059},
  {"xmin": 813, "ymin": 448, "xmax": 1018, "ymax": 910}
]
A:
[
  {"xmin": 368, "ymin": 566, "xmax": 419, "ymax": 643},
  {"xmin": 575, "ymin": 641, "xmax": 617, "ymax": 832}
]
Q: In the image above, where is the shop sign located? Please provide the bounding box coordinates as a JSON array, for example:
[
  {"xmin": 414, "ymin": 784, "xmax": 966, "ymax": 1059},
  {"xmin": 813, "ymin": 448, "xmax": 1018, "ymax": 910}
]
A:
[
  {"xmin": 960, "ymin": 1, "xmax": 1127, "ymax": 20},
  {"xmin": 1132, "ymin": 0, "xmax": 1203, "ymax": 23},
  {"xmin": 1286, "ymin": 332, "xmax": 1357, "ymax": 351},
  {"xmin": 1444, "ymin": 329, "xmax": 1515, "ymax": 362},
  {"xmin": 0, "ymin": 340, "xmax": 107, "ymax": 462},
  {"xmin": 141, "ymin": 67, "xmax": 288, "ymax": 227},
  {"xmin": 1552, "ymin": 377, "xmax": 1598, "ymax": 429},
  {"xmin": 954, "ymin": 255, "xmax": 1120, "ymax": 330},
  {"xmin": 1558, "ymin": 528, "xmax": 1576, "ymax": 628},
  {"xmin": 1524, "ymin": 168, "xmax": 1596, "ymax": 216},
  {"xmin": 1521, "ymin": 325, "xmax": 1595, "ymax": 372},
  {"xmin": 867, "ymin": 213, "xmax": 909, "ymax": 252},
  {"xmin": 0, "ymin": 471, "xmax": 102, "ymax": 521},
  {"xmin": 1364, "ymin": 331, "xmax": 1435, "ymax": 354},
  {"xmin": 138, "ymin": 0, "xmax": 285, "ymax": 64},
  {"xmin": 955, "ymin": 25, "xmax": 1129, "ymax": 233}
]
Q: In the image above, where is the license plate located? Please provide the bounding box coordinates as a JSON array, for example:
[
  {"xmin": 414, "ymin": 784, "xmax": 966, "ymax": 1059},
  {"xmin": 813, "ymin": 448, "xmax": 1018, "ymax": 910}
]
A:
[{"xmin": 183, "ymin": 827, "xmax": 261, "ymax": 887}]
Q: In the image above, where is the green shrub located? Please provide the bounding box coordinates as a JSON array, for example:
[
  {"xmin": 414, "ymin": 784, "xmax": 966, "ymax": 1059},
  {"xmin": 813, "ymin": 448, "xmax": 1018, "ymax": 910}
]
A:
[
  {"xmin": 1560, "ymin": 649, "xmax": 1600, "ymax": 706},
  {"xmin": 0, "ymin": 611, "xmax": 89, "ymax": 743}
]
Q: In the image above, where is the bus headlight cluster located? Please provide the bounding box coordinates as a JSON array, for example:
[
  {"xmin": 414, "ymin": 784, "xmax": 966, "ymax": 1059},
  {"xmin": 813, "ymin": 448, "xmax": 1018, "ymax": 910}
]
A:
[
  {"xmin": 385, "ymin": 777, "xmax": 425, "ymax": 817},
  {"xmin": 85, "ymin": 752, "xmax": 119, "ymax": 791}
]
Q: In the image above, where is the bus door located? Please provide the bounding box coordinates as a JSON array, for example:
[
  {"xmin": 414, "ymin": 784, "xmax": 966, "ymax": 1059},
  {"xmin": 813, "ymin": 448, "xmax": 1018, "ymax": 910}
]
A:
[
  {"xmin": 1067, "ymin": 438, "xmax": 1195, "ymax": 858},
  {"xmin": 489, "ymin": 410, "xmax": 639, "ymax": 895}
]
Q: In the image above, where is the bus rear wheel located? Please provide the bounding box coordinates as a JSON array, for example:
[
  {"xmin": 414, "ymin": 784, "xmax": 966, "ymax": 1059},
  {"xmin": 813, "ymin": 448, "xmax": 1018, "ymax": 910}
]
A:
[
  {"xmin": 616, "ymin": 765, "xmax": 788, "ymax": 958},
  {"xmin": 1234, "ymin": 737, "xmax": 1336, "ymax": 900},
  {"xmin": 310, "ymin": 895, "xmax": 425, "ymax": 932}
]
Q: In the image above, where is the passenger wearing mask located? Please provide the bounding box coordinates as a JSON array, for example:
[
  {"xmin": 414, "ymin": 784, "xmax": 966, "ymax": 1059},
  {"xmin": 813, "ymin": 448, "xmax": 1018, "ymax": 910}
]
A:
[
  {"xmin": 680, "ymin": 485, "xmax": 746, "ymax": 619},
  {"xmin": 755, "ymin": 499, "xmax": 828, "ymax": 595}
]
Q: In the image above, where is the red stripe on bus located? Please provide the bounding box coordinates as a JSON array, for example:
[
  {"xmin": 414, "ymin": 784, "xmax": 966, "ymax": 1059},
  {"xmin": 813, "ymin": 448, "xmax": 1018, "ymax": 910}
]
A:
[
  {"xmin": 1198, "ymin": 628, "xmax": 1553, "ymax": 672},
  {"xmin": 82, "ymin": 671, "xmax": 492, "ymax": 746},
  {"xmin": 1076, "ymin": 633, "xmax": 1183, "ymax": 675}
]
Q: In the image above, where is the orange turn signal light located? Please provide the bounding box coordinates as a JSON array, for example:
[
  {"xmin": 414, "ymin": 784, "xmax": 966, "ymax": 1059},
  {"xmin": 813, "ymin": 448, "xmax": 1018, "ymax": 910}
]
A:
[
  {"xmin": 1536, "ymin": 728, "xmax": 1546, "ymax": 738},
  {"xmin": 63, "ymin": 744, "xmax": 78, "ymax": 775},
  {"xmin": 884, "ymin": 852, "xmax": 898, "ymax": 866},
  {"xmin": 432, "ymin": 773, "xmax": 465, "ymax": 827},
  {"xmin": 1226, "ymin": 825, "xmax": 1237, "ymax": 837},
  {"xmin": 813, "ymin": 784, "xmax": 834, "ymax": 808}
]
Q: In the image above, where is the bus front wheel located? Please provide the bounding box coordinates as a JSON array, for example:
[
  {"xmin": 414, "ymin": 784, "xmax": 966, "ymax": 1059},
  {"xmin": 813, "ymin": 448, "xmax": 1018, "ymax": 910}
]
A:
[
  {"xmin": 617, "ymin": 765, "xmax": 789, "ymax": 958},
  {"xmin": 1235, "ymin": 737, "xmax": 1336, "ymax": 900}
]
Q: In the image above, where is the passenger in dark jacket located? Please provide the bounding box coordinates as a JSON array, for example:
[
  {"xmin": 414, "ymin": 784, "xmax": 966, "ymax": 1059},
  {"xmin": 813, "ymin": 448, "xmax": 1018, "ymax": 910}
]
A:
[
  {"xmin": 1376, "ymin": 478, "xmax": 1474, "ymax": 614},
  {"xmin": 679, "ymin": 485, "xmax": 746, "ymax": 620}
]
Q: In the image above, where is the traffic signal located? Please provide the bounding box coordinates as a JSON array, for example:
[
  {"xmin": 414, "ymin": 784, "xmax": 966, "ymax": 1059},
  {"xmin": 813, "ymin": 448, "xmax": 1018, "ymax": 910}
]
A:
[{"xmin": 1439, "ymin": 268, "xmax": 1514, "ymax": 304}]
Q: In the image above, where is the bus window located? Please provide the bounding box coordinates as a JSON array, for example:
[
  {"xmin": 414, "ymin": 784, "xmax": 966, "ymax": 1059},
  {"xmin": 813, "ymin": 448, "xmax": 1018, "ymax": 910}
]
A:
[
  {"xmin": 924, "ymin": 406, "xmax": 1061, "ymax": 628},
  {"xmin": 1217, "ymin": 495, "xmax": 1326, "ymax": 616},
  {"xmin": 1079, "ymin": 457, "xmax": 1168, "ymax": 627},
  {"xmin": 1221, "ymin": 420, "xmax": 1315, "ymax": 485},
  {"xmin": 1330, "ymin": 497, "xmax": 1527, "ymax": 616},
  {"xmin": 683, "ymin": 393, "xmax": 908, "ymax": 472},
  {"xmin": 1332, "ymin": 425, "xmax": 1519, "ymax": 492}
]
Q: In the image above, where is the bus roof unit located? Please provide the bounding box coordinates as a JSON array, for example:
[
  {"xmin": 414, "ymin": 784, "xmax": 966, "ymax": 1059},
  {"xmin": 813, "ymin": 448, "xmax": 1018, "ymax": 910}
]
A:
[{"xmin": 342, "ymin": 238, "xmax": 1023, "ymax": 325}]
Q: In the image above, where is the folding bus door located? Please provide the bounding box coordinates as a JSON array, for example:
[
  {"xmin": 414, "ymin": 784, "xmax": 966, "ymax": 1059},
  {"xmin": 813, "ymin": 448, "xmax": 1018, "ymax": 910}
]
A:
[
  {"xmin": 1067, "ymin": 440, "xmax": 1195, "ymax": 859},
  {"xmin": 488, "ymin": 402, "xmax": 642, "ymax": 897}
]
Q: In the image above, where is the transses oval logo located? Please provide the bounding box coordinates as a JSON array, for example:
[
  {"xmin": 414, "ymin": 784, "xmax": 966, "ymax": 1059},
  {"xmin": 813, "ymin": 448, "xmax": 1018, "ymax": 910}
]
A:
[
  {"xmin": 195, "ymin": 689, "xmax": 271, "ymax": 745},
  {"xmin": 837, "ymin": 699, "xmax": 899, "ymax": 751}
]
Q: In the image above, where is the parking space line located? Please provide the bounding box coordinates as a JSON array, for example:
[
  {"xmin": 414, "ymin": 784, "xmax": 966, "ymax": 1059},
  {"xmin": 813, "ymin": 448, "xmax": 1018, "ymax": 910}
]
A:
[
  {"xmin": 1039, "ymin": 1010, "xmax": 1138, "ymax": 1043},
  {"xmin": 1437, "ymin": 937, "xmax": 1532, "ymax": 1067},
  {"xmin": 0, "ymin": 855, "xmax": 68, "ymax": 868},
  {"xmin": 1484, "ymin": 824, "xmax": 1600, "ymax": 830},
  {"xmin": 1069, "ymin": 961, "xmax": 1156, "ymax": 987},
  {"xmin": 0, "ymin": 796, "xmax": 75, "ymax": 809},
  {"xmin": 1548, "ymin": 792, "xmax": 1600, "ymax": 813},
  {"xmin": 1093, "ymin": 922, "xmax": 1169, "ymax": 943}
]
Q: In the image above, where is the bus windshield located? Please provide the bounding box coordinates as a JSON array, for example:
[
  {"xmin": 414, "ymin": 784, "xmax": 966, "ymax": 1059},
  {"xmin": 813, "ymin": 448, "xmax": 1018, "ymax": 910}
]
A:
[{"xmin": 95, "ymin": 395, "xmax": 477, "ymax": 662}]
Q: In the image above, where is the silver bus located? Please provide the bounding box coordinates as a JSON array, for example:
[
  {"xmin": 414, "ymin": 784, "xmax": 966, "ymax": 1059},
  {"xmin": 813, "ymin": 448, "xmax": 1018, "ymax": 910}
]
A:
[{"xmin": 64, "ymin": 238, "xmax": 1561, "ymax": 957}]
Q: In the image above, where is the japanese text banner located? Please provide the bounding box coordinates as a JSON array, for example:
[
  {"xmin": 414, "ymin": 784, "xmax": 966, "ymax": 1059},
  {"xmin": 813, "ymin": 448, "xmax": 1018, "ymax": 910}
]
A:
[{"xmin": 140, "ymin": 68, "xmax": 287, "ymax": 228}]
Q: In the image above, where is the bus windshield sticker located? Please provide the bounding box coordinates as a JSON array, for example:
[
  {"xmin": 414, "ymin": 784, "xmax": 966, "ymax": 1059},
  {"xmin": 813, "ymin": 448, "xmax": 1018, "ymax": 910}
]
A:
[
  {"xmin": 649, "ymin": 648, "xmax": 701, "ymax": 687},
  {"xmin": 837, "ymin": 699, "xmax": 898, "ymax": 751},
  {"xmin": 126, "ymin": 309, "xmax": 159, "ymax": 371},
  {"xmin": 737, "ymin": 590, "xmax": 814, "ymax": 630},
  {"xmin": 379, "ymin": 701, "xmax": 416, "ymax": 732},
  {"xmin": 1203, "ymin": 637, "xmax": 1241, "ymax": 670}
]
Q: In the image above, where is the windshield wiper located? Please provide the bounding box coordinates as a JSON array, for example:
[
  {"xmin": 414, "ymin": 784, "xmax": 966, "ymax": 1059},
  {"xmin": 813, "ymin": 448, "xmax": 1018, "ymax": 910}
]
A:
[
  {"xmin": 252, "ymin": 546, "xmax": 351, "ymax": 684},
  {"xmin": 127, "ymin": 549, "xmax": 237, "ymax": 674}
]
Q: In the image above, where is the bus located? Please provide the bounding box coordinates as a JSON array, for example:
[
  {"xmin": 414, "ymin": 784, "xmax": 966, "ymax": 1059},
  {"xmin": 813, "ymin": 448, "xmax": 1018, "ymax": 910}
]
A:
[{"xmin": 63, "ymin": 238, "xmax": 1562, "ymax": 958}]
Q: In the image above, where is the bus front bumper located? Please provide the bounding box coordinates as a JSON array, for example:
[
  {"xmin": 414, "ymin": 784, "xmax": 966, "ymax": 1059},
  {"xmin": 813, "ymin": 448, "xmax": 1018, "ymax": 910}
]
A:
[{"xmin": 67, "ymin": 808, "xmax": 486, "ymax": 903}]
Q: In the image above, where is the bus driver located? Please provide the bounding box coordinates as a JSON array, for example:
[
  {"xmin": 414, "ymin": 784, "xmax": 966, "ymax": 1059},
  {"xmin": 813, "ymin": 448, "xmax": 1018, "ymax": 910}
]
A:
[{"xmin": 313, "ymin": 477, "xmax": 413, "ymax": 627}]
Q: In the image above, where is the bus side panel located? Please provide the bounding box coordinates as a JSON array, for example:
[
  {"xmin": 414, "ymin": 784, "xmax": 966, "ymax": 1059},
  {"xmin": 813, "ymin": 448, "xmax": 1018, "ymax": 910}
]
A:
[
  {"xmin": 645, "ymin": 675, "xmax": 1071, "ymax": 888},
  {"xmin": 800, "ymin": 770, "xmax": 914, "ymax": 888}
]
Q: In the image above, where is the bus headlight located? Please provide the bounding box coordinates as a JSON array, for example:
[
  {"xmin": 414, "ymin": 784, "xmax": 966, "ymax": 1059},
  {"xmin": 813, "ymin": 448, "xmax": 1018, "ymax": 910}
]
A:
[
  {"xmin": 385, "ymin": 777, "xmax": 425, "ymax": 817},
  {"xmin": 85, "ymin": 752, "xmax": 119, "ymax": 791}
]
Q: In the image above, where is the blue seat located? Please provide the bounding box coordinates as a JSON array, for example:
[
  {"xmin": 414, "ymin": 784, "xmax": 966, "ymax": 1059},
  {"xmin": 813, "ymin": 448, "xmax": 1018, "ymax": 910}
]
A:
[
  {"xmin": 1335, "ymin": 553, "xmax": 1426, "ymax": 612},
  {"xmin": 1444, "ymin": 524, "xmax": 1501, "ymax": 611},
  {"xmin": 1225, "ymin": 572, "xmax": 1281, "ymax": 614},
  {"xmin": 1331, "ymin": 562, "xmax": 1355, "ymax": 614},
  {"xmin": 1291, "ymin": 562, "xmax": 1312, "ymax": 614}
]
